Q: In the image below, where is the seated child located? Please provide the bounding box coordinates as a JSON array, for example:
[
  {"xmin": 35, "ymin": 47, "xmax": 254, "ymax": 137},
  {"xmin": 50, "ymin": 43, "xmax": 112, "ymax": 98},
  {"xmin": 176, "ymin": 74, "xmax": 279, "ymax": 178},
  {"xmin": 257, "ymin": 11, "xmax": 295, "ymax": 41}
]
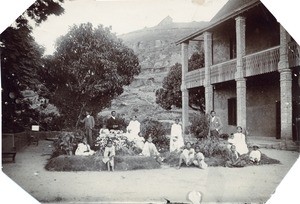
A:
[
  {"xmin": 249, "ymin": 144, "xmax": 261, "ymax": 164},
  {"xmin": 75, "ymin": 138, "xmax": 95, "ymax": 156},
  {"xmin": 193, "ymin": 146, "xmax": 208, "ymax": 169},
  {"xmin": 225, "ymin": 145, "xmax": 246, "ymax": 168},
  {"xmin": 141, "ymin": 135, "xmax": 162, "ymax": 163},
  {"xmin": 178, "ymin": 142, "xmax": 195, "ymax": 169},
  {"xmin": 102, "ymin": 140, "xmax": 115, "ymax": 171},
  {"xmin": 99, "ymin": 124, "xmax": 110, "ymax": 137}
]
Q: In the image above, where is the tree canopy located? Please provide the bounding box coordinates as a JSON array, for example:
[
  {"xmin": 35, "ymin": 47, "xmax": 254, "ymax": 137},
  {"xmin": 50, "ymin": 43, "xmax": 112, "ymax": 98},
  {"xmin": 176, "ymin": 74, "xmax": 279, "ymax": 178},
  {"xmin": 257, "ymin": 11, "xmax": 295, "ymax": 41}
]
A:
[
  {"xmin": 155, "ymin": 52, "xmax": 205, "ymax": 112},
  {"xmin": 41, "ymin": 23, "xmax": 141, "ymax": 128},
  {"xmin": 1, "ymin": 0, "xmax": 64, "ymax": 132}
]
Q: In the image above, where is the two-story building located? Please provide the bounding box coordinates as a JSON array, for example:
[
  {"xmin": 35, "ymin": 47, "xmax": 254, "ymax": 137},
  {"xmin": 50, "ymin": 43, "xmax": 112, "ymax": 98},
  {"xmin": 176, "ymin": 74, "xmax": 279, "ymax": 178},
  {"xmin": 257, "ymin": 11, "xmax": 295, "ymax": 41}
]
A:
[{"xmin": 177, "ymin": 0, "xmax": 300, "ymax": 140}]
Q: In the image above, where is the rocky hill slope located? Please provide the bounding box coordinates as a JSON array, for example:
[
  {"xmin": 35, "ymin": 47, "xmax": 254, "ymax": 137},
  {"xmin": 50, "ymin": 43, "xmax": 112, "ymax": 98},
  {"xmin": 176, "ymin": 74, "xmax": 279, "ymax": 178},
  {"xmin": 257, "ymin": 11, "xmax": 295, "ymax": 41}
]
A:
[
  {"xmin": 102, "ymin": 17, "xmax": 207, "ymax": 120},
  {"xmin": 119, "ymin": 16, "xmax": 207, "ymax": 72}
]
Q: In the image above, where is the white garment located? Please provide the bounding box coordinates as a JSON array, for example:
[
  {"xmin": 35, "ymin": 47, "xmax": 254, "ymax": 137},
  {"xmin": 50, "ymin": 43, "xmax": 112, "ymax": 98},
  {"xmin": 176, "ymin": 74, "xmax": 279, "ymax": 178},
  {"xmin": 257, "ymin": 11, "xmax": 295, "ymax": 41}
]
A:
[
  {"xmin": 249, "ymin": 150, "xmax": 261, "ymax": 162},
  {"xmin": 99, "ymin": 128, "xmax": 110, "ymax": 137},
  {"xmin": 126, "ymin": 120, "xmax": 141, "ymax": 140},
  {"xmin": 75, "ymin": 143, "xmax": 95, "ymax": 156},
  {"xmin": 141, "ymin": 142, "xmax": 159, "ymax": 157},
  {"xmin": 193, "ymin": 152, "xmax": 208, "ymax": 169},
  {"xmin": 102, "ymin": 146, "xmax": 115, "ymax": 165},
  {"xmin": 170, "ymin": 123, "xmax": 184, "ymax": 152},
  {"xmin": 181, "ymin": 148, "xmax": 195, "ymax": 164},
  {"xmin": 228, "ymin": 133, "xmax": 249, "ymax": 155}
]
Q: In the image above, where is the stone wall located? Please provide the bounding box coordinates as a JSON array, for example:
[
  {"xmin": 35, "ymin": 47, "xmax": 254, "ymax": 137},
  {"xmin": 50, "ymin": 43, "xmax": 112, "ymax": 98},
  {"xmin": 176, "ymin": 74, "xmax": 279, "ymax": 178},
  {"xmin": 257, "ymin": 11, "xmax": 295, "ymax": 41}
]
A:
[
  {"xmin": 212, "ymin": 22, "xmax": 234, "ymax": 65},
  {"xmin": 213, "ymin": 73, "xmax": 280, "ymax": 137},
  {"xmin": 213, "ymin": 81, "xmax": 236, "ymax": 134},
  {"xmin": 211, "ymin": 10, "xmax": 280, "ymax": 65}
]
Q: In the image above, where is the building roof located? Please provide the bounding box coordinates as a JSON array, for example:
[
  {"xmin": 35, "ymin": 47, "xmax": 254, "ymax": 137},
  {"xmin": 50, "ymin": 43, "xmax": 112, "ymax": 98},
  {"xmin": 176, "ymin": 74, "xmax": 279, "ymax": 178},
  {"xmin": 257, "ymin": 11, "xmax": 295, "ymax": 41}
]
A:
[{"xmin": 176, "ymin": 0, "xmax": 261, "ymax": 44}]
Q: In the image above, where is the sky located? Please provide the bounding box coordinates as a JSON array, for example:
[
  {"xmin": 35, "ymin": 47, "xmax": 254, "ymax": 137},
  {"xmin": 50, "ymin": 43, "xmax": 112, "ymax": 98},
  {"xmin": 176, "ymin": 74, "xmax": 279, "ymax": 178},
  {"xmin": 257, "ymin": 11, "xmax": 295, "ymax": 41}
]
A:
[
  {"xmin": 1, "ymin": 0, "xmax": 300, "ymax": 55},
  {"xmin": 1, "ymin": 0, "xmax": 228, "ymax": 55},
  {"xmin": 30, "ymin": 0, "xmax": 228, "ymax": 55}
]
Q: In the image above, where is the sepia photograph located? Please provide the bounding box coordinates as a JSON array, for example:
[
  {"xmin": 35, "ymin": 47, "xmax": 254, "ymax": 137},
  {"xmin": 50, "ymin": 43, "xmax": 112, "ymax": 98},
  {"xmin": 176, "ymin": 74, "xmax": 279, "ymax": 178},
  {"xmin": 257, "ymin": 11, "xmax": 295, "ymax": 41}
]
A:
[{"xmin": 1, "ymin": 0, "xmax": 300, "ymax": 203}]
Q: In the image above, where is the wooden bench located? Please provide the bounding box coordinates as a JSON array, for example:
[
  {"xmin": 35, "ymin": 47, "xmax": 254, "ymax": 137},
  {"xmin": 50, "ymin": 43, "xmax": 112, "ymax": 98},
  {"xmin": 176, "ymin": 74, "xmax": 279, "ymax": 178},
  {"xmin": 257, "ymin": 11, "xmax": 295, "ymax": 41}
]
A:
[{"xmin": 2, "ymin": 147, "xmax": 17, "ymax": 163}]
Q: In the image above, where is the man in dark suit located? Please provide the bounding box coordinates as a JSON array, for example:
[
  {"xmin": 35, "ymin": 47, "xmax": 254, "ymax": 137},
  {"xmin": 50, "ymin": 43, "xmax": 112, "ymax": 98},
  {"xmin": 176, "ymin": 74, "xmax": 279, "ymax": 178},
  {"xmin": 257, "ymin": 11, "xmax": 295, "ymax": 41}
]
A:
[
  {"xmin": 209, "ymin": 110, "xmax": 223, "ymax": 138},
  {"xmin": 80, "ymin": 111, "xmax": 95, "ymax": 146},
  {"xmin": 106, "ymin": 111, "xmax": 120, "ymax": 130}
]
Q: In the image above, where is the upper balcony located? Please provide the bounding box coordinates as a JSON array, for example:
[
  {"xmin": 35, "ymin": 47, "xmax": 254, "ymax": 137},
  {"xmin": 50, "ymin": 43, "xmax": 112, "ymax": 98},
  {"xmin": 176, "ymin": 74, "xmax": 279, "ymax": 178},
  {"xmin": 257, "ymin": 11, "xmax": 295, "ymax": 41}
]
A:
[{"xmin": 185, "ymin": 42, "xmax": 299, "ymax": 89}]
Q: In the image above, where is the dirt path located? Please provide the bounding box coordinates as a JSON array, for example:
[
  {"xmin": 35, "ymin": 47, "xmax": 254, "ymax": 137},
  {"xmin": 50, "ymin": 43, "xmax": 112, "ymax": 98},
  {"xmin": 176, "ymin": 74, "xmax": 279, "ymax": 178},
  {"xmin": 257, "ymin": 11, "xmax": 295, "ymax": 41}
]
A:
[{"xmin": 1, "ymin": 140, "xmax": 299, "ymax": 203}]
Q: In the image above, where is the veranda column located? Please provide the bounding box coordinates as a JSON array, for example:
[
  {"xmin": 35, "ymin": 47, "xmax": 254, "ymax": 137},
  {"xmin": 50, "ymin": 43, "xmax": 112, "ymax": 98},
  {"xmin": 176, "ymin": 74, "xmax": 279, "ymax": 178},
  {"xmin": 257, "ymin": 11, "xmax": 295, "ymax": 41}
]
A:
[
  {"xmin": 204, "ymin": 32, "xmax": 213, "ymax": 113},
  {"xmin": 278, "ymin": 25, "xmax": 293, "ymax": 140},
  {"xmin": 181, "ymin": 42, "xmax": 189, "ymax": 135},
  {"xmin": 235, "ymin": 16, "xmax": 247, "ymax": 130}
]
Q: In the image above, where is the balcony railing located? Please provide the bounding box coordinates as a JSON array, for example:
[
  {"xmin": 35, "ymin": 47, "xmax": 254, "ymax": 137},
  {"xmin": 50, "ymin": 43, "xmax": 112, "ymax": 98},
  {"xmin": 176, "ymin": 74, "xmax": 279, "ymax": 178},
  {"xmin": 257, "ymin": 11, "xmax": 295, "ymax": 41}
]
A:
[
  {"xmin": 210, "ymin": 59, "xmax": 236, "ymax": 84},
  {"xmin": 244, "ymin": 46, "xmax": 280, "ymax": 77},
  {"xmin": 185, "ymin": 68, "xmax": 205, "ymax": 89},
  {"xmin": 184, "ymin": 43, "xmax": 299, "ymax": 87},
  {"xmin": 288, "ymin": 41, "xmax": 300, "ymax": 68}
]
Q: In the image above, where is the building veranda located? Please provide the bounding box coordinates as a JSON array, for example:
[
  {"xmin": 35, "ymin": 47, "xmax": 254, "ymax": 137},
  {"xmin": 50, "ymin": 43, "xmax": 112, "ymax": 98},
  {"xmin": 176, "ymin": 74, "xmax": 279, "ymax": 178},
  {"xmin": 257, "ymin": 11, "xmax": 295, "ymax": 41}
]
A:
[{"xmin": 177, "ymin": 0, "xmax": 300, "ymax": 142}]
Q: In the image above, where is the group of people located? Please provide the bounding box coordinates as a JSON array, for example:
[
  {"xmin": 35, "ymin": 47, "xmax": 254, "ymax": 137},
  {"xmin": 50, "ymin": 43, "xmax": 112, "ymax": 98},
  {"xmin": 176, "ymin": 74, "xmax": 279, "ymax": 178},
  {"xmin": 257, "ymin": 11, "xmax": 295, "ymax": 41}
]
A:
[{"xmin": 77, "ymin": 109, "xmax": 261, "ymax": 171}]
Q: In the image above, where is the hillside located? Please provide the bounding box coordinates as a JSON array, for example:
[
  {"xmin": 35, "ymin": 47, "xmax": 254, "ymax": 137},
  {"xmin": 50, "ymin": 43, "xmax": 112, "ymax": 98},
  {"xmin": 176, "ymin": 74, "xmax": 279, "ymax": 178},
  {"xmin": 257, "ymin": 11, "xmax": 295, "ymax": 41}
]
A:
[
  {"xmin": 119, "ymin": 16, "xmax": 207, "ymax": 71},
  {"xmin": 102, "ymin": 17, "xmax": 207, "ymax": 121}
]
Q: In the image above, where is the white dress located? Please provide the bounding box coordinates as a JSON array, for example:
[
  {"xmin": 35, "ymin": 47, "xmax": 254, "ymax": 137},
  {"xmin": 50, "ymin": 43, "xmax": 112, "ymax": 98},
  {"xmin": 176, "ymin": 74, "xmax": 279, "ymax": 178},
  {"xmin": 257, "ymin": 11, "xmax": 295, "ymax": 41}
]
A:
[
  {"xmin": 228, "ymin": 133, "xmax": 249, "ymax": 155},
  {"xmin": 99, "ymin": 128, "xmax": 110, "ymax": 137},
  {"xmin": 75, "ymin": 143, "xmax": 95, "ymax": 156},
  {"xmin": 102, "ymin": 146, "xmax": 115, "ymax": 165},
  {"xmin": 141, "ymin": 142, "xmax": 159, "ymax": 157},
  {"xmin": 126, "ymin": 120, "xmax": 141, "ymax": 140},
  {"xmin": 181, "ymin": 148, "xmax": 195, "ymax": 164},
  {"xmin": 170, "ymin": 123, "xmax": 184, "ymax": 152},
  {"xmin": 193, "ymin": 152, "xmax": 208, "ymax": 169},
  {"xmin": 249, "ymin": 150, "xmax": 261, "ymax": 162}
]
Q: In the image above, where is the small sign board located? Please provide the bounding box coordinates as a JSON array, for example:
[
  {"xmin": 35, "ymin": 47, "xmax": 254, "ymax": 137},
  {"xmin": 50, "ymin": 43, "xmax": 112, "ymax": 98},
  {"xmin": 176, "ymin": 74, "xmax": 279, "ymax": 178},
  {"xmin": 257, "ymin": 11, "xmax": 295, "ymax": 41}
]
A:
[{"xmin": 31, "ymin": 125, "xmax": 40, "ymax": 131}]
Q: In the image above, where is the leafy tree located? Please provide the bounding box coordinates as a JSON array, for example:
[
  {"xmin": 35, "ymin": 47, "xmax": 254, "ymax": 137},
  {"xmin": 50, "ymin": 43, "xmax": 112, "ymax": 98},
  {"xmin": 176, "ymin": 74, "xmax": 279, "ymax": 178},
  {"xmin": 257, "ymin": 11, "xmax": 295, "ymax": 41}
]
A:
[
  {"xmin": 41, "ymin": 23, "xmax": 141, "ymax": 128},
  {"xmin": 155, "ymin": 52, "xmax": 205, "ymax": 112},
  {"xmin": 1, "ymin": 0, "xmax": 64, "ymax": 132},
  {"xmin": 155, "ymin": 63, "xmax": 182, "ymax": 110}
]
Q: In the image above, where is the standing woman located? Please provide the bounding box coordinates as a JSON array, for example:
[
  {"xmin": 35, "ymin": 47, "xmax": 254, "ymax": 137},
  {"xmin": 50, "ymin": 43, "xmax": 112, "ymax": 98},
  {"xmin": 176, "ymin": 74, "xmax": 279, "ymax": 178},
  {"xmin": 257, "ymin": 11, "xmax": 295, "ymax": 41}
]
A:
[{"xmin": 170, "ymin": 118, "xmax": 184, "ymax": 152}]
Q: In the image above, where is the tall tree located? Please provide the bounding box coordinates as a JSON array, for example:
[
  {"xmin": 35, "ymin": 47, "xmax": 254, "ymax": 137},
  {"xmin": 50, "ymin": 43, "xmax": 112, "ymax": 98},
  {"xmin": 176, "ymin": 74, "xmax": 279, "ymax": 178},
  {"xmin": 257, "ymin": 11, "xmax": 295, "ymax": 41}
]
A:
[
  {"xmin": 156, "ymin": 52, "xmax": 205, "ymax": 112},
  {"xmin": 42, "ymin": 23, "xmax": 141, "ymax": 128},
  {"xmin": 1, "ymin": 0, "xmax": 64, "ymax": 132}
]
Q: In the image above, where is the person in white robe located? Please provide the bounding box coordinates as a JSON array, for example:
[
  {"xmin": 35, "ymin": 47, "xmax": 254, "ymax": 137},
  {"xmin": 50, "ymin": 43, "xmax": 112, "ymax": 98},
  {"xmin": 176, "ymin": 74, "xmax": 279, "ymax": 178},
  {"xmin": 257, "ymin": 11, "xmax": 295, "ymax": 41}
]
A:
[
  {"xmin": 126, "ymin": 116, "xmax": 144, "ymax": 149},
  {"xmin": 75, "ymin": 138, "xmax": 95, "ymax": 156},
  {"xmin": 126, "ymin": 116, "xmax": 141, "ymax": 139},
  {"xmin": 170, "ymin": 118, "xmax": 184, "ymax": 152},
  {"xmin": 228, "ymin": 126, "xmax": 249, "ymax": 155},
  {"xmin": 141, "ymin": 136, "xmax": 160, "ymax": 157},
  {"xmin": 102, "ymin": 140, "xmax": 116, "ymax": 171},
  {"xmin": 99, "ymin": 124, "xmax": 110, "ymax": 137}
]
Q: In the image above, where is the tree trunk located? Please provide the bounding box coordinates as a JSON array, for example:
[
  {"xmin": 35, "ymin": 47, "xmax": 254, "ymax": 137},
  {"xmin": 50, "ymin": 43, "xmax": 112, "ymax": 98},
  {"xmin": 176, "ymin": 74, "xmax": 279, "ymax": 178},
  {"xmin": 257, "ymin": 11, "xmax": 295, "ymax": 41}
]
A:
[{"xmin": 75, "ymin": 102, "xmax": 86, "ymax": 129}]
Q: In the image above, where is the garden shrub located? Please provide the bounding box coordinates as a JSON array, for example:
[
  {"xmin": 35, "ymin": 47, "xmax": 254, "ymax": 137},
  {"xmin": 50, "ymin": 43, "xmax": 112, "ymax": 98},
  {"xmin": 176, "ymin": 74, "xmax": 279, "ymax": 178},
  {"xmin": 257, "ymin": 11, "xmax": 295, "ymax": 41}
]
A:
[
  {"xmin": 140, "ymin": 118, "xmax": 169, "ymax": 152},
  {"xmin": 195, "ymin": 137, "xmax": 229, "ymax": 158},
  {"xmin": 94, "ymin": 131, "xmax": 141, "ymax": 154},
  {"xmin": 189, "ymin": 113, "xmax": 209, "ymax": 139}
]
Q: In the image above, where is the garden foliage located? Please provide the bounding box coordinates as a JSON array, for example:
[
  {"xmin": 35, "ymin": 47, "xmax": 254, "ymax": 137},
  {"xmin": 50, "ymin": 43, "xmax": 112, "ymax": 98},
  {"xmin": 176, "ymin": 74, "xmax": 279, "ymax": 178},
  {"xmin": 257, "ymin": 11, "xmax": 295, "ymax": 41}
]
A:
[
  {"xmin": 140, "ymin": 118, "xmax": 169, "ymax": 151},
  {"xmin": 189, "ymin": 113, "xmax": 210, "ymax": 139},
  {"xmin": 42, "ymin": 23, "xmax": 141, "ymax": 128}
]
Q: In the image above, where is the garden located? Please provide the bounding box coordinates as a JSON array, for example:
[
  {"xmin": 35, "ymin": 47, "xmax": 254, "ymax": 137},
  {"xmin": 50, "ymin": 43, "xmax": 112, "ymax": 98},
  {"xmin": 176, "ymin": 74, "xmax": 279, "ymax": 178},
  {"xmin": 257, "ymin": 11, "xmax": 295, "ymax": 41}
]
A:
[{"xmin": 45, "ymin": 113, "xmax": 280, "ymax": 172}]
